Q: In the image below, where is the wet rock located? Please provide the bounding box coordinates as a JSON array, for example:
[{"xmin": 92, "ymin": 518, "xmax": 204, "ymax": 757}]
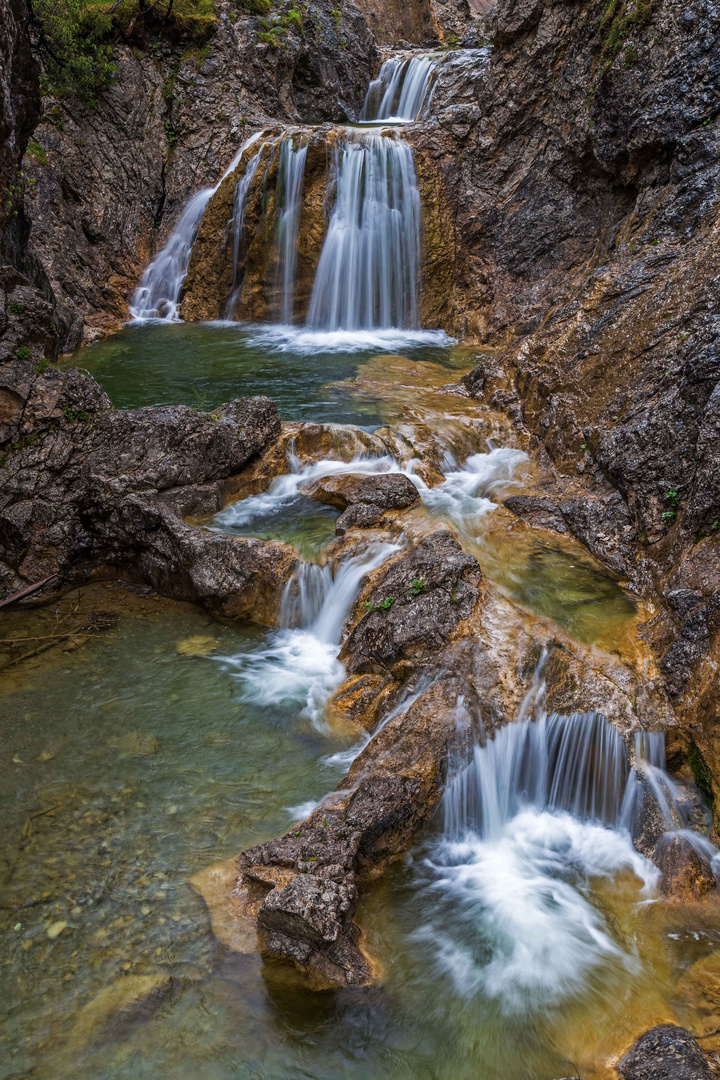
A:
[
  {"xmin": 654, "ymin": 834, "xmax": 716, "ymax": 902},
  {"xmin": 190, "ymin": 858, "xmax": 258, "ymax": 955},
  {"xmin": 617, "ymin": 1024, "xmax": 712, "ymax": 1080},
  {"xmin": 305, "ymin": 471, "xmax": 419, "ymax": 511},
  {"xmin": 66, "ymin": 973, "xmax": 173, "ymax": 1049},
  {"xmin": 259, "ymin": 874, "xmax": 373, "ymax": 988},
  {"xmin": 175, "ymin": 635, "xmax": 220, "ymax": 657},
  {"xmin": 335, "ymin": 504, "xmax": 386, "ymax": 535},
  {"xmin": 0, "ymin": 369, "xmax": 294, "ymax": 622},
  {"xmin": 625, "ymin": 765, "xmax": 683, "ymax": 861},
  {"xmin": 340, "ymin": 530, "xmax": 481, "ymax": 674}
]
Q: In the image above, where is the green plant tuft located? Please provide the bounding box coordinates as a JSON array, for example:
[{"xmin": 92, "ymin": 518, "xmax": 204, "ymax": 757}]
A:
[{"xmin": 26, "ymin": 139, "xmax": 48, "ymax": 165}]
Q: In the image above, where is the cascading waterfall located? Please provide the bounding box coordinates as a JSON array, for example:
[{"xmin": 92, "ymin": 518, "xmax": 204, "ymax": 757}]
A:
[
  {"xmin": 276, "ymin": 137, "xmax": 308, "ymax": 324},
  {"xmin": 217, "ymin": 541, "xmax": 399, "ymax": 728},
  {"xmin": 223, "ymin": 148, "xmax": 262, "ymax": 319},
  {"xmin": 412, "ymin": 657, "xmax": 718, "ymax": 1010},
  {"xmin": 130, "ymin": 133, "xmax": 263, "ymax": 321},
  {"xmin": 361, "ymin": 53, "xmax": 440, "ymax": 123},
  {"xmin": 211, "ymin": 450, "xmax": 405, "ymax": 534},
  {"xmin": 307, "ymin": 135, "xmax": 421, "ymax": 332}
]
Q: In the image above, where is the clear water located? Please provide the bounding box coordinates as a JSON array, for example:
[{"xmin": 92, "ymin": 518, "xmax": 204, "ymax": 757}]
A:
[{"xmin": 63, "ymin": 321, "xmax": 456, "ymax": 424}]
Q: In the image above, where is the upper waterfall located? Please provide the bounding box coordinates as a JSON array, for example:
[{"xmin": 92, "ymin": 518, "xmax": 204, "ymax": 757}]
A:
[
  {"xmin": 130, "ymin": 133, "xmax": 263, "ymax": 322},
  {"xmin": 361, "ymin": 53, "xmax": 440, "ymax": 123}
]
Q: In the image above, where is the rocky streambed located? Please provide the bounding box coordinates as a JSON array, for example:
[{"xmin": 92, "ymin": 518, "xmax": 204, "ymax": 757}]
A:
[{"xmin": 2, "ymin": 341, "xmax": 720, "ymax": 1079}]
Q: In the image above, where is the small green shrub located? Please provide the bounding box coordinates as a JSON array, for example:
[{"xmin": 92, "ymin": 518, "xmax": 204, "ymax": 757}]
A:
[
  {"xmin": 365, "ymin": 596, "xmax": 395, "ymax": 614},
  {"xmin": 7, "ymin": 302, "xmax": 25, "ymax": 315},
  {"xmin": 16, "ymin": 346, "xmax": 33, "ymax": 360},
  {"xmin": 29, "ymin": 0, "xmax": 217, "ymax": 104}
]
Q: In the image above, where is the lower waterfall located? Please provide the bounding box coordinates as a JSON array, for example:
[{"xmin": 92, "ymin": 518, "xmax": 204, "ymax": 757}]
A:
[
  {"xmin": 411, "ymin": 663, "xmax": 719, "ymax": 1011},
  {"xmin": 217, "ymin": 541, "xmax": 399, "ymax": 728}
]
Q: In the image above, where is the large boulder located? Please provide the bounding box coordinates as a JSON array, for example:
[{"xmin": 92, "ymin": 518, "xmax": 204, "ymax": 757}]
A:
[
  {"xmin": 304, "ymin": 471, "xmax": 420, "ymax": 511},
  {"xmin": 617, "ymin": 1024, "xmax": 712, "ymax": 1080},
  {"xmin": 0, "ymin": 361, "xmax": 293, "ymax": 621},
  {"xmin": 339, "ymin": 530, "xmax": 482, "ymax": 674}
]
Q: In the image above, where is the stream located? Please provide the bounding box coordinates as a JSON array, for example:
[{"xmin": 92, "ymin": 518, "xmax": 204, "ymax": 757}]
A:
[{"xmin": 3, "ymin": 44, "xmax": 720, "ymax": 1080}]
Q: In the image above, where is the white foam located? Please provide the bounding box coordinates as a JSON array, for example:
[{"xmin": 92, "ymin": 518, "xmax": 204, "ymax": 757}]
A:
[
  {"xmin": 238, "ymin": 324, "xmax": 455, "ymax": 354},
  {"xmin": 217, "ymin": 542, "xmax": 399, "ymax": 729},
  {"xmin": 416, "ymin": 447, "xmax": 528, "ymax": 527},
  {"xmin": 419, "ymin": 809, "xmax": 656, "ymax": 1009}
]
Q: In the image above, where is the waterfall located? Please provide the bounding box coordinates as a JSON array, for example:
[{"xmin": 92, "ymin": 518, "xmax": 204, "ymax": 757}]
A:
[
  {"xmin": 411, "ymin": 657, "xmax": 720, "ymax": 1010},
  {"xmin": 130, "ymin": 133, "xmax": 263, "ymax": 322},
  {"xmin": 276, "ymin": 138, "xmax": 308, "ymax": 324},
  {"xmin": 307, "ymin": 135, "xmax": 421, "ymax": 332},
  {"xmin": 223, "ymin": 148, "xmax": 262, "ymax": 319},
  {"xmin": 217, "ymin": 541, "xmax": 399, "ymax": 728},
  {"xmin": 361, "ymin": 53, "xmax": 439, "ymax": 123},
  {"xmin": 443, "ymin": 710, "xmax": 630, "ymax": 841},
  {"xmin": 211, "ymin": 450, "xmax": 404, "ymax": 535}
]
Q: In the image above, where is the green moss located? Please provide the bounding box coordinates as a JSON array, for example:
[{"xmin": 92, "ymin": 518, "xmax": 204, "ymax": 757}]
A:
[
  {"xmin": 16, "ymin": 346, "xmax": 32, "ymax": 360},
  {"xmin": 599, "ymin": 0, "xmax": 655, "ymax": 67},
  {"xmin": 7, "ymin": 302, "xmax": 25, "ymax": 316},
  {"xmin": 30, "ymin": 0, "xmax": 217, "ymax": 104},
  {"xmin": 238, "ymin": 0, "xmax": 271, "ymax": 12}
]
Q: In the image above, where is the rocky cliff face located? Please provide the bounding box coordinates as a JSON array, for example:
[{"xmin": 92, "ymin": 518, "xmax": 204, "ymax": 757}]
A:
[{"xmin": 403, "ymin": 0, "xmax": 720, "ymax": 807}]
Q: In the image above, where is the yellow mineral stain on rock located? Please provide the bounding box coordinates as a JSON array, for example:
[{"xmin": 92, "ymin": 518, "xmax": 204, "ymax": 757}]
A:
[
  {"xmin": 190, "ymin": 857, "xmax": 259, "ymax": 954},
  {"xmin": 175, "ymin": 634, "xmax": 219, "ymax": 657}
]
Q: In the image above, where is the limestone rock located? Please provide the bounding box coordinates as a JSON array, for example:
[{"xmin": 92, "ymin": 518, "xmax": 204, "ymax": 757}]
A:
[
  {"xmin": 617, "ymin": 1024, "xmax": 712, "ymax": 1080},
  {"xmin": 304, "ymin": 471, "xmax": 420, "ymax": 511},
  {"xmin": 654, "ymin": 834, "xmax": 717, "ymax": 902},
  {"xmin": 335, "ymin": 504, "xmax": 386, "ymax": 535},
  {"xmin": 0, "ymin": 369, "xmax": 294, "ymax": 621},
  {"xmin": 339, "ymin": 530, "xmax": 483, "ymax": 674}
]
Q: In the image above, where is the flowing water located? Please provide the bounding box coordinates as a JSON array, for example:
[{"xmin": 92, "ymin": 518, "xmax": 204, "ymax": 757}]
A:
[
  {"xmin": 361, "ymin": 53, "xmax": 441, "ymax": 123},
  {"xmin": 130, "ymin": 134, "xmax": 263, "ymax": 322},
  {"xmin": 307, "ymin": 135, "xmax": 421, "ymax": 332}
]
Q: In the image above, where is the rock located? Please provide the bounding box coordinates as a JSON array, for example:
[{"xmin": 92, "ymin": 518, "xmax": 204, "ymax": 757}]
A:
[
  {"xmin": 339, "ymin": 530, "xmax": 483, "ymax": 674},
  {"xmin": 335, "ymin": 504, "xmax": 385, "ymax": 535},
  {"xmin": 66, "ymin": 973, "xmax": 173, "ymax": 1050},
  {"xmin": 0, "ymin": 370, "xmax": 295, "ymax": 622},
  {"xmin": 175, "ymin": 635, "xmax": 219, "ymax": 657},
  {"xmin": 189, "ymin": 858, "xmax": 258, "ymax": 955},
  {"xmin": 46, "ymin": 920, "xmax": 67, "ymax": 939},
  {"xmin": 304, "ymin": 471, "xmax": 420, "ymax": 511},
  {"xmin": 654, "ymin": 834, "xmax": 716, "ymax": 901},
  {"xmin": 625, "ymin": 765, "xmax": 683, "ymax": 860},
  {"xmin": 617, "ymin": 1024, "xmax": 712, "ymax": 1080}
]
